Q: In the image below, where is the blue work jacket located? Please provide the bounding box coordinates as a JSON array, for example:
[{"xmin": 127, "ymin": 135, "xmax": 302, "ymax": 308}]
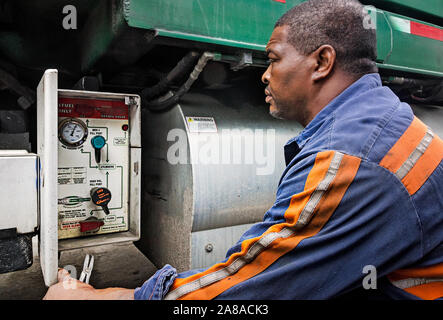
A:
[{"xmin": 134, "ymin": 73, "xmax": 443, "ymax": 300}]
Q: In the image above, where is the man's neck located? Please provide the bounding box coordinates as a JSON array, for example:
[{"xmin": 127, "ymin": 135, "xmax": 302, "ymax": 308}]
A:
[{"xmin": 303, "ymin": 70, "xmax": 360, "ymax": 127}]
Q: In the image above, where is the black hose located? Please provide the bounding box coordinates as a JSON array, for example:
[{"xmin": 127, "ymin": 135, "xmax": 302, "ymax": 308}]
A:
[
  {"xmin": 0, "ymin": 67, "xmax": 35, "ymax": 109},
  {"xmin": 383, "ymin": 76, "xmax": 443, "ymax": 104},
  {"xmin": 382, "ymin": 76, "xmax": 440, "ymax": 88},
  {"xmin": 141, "ymin": 51, "xmax": 200, "ymax": 101},
  {"xmin": 143, "ymin": 52, "xmax": 214, "ymax": 113},
  {"xmin": 411, "ymin": 84, "xmax": 443, "ymax": 103}
]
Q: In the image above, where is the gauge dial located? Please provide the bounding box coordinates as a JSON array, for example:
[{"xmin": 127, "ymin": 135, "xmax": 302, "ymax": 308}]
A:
[{"xmin": 58, "ymin": 118, "xmax": 88, "ymax": 147}]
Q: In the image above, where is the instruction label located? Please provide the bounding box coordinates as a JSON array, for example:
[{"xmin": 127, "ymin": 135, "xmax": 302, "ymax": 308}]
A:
[
  {"xmin": 59, "ymin": 208, "xmax": 86, "ymax": 219},
  {"xmin": 99, "ymin": 163, "xmax": 116, "ymax": 170},
  {"xmin": 58, "ymin": 167, "xmax": 87, "ymax": 185},
  {"xmin": 89, "ymin": 179, "xmax": 104, "ymax": 186},
  {"xmin": 113, "ymin": 137, "xmax": 128, "ymax": 146}
]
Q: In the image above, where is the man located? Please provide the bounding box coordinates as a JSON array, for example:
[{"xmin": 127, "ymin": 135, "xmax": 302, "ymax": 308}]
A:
[{"xmin": 45, "ymin": 0, "xmax": 443, "ymax": 300}]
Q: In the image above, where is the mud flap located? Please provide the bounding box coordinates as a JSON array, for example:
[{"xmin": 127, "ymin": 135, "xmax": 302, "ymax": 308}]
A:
[{"xmin": 0, "ymin": 229, "xmax": 33, "ymax": 274}]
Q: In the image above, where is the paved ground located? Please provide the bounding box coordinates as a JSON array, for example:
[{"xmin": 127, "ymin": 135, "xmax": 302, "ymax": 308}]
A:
[{"xmin": 0, "ymin": 238, "xmax": 158, "ymax": 300}]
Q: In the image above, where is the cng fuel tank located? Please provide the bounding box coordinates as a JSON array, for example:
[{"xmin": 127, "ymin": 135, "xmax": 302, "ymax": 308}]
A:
[{"xmin": 137, "ymin": 88, "xmax": 303, "ymax": 272}]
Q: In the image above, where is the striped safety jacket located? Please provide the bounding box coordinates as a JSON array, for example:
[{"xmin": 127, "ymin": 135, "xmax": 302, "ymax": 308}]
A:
[{"xmin": 134, "ymin": 73, "xmax": 443, "ymax": 300}]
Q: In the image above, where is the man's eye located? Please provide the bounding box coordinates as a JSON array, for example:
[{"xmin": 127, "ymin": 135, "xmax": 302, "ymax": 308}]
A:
[{"xmin": 267, "ymin": 59, "xmax": 275, "ymax": 64}]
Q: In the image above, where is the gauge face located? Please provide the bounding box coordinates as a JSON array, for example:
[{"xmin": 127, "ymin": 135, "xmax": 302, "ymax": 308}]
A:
[{"xmin": 58, "ymin": 118, "xmax": 88, "ymax": 147}]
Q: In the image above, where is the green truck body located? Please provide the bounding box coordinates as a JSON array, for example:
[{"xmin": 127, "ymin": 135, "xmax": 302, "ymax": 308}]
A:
[{"xmin": 0, "ymin": 0, "xmax": 441, "ymax": 79}]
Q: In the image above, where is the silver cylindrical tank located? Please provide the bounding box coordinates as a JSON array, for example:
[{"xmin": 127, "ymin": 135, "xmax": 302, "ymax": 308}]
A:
[
  {"xmin": 137, "ymin": 90, "xmax": 302, "ymax": 272},
  {"xmin": 411, "ymin": 104, "xmax": 443, "ymax": 137}
]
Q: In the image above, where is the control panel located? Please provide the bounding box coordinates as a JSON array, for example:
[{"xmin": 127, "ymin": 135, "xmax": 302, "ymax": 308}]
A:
[
  {"xmin": 37, "ymin": 69, "xmax": 141, "ymax": 286},
  {"xmin": 57, "ymin": 97, "xmax": 130, "ymax": 239}
]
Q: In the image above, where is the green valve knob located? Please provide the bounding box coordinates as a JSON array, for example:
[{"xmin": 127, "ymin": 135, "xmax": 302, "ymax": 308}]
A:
[{"xmin": 91, "ymin": 135, "xmax": 106, "ymax": 163}]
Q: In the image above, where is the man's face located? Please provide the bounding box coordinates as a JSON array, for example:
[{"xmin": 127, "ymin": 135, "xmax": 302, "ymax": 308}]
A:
[{"xmin": 262, "ymin": 26, "xmax": 312, "ymax": 124}]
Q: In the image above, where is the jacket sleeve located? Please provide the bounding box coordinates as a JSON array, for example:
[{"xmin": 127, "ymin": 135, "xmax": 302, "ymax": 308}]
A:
[
  {"xmin": 135, "ymin": 150, "xmax": 424, "ymax": 300},
  {"xmin": 134, "ymin": 264, "xmax": 177, "ymax": 300}
]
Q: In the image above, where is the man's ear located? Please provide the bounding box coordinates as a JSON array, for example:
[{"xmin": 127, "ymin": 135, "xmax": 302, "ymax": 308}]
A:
[{"xmin": 311, "ymin": 45, "xmax": 336, "ymax": 81}]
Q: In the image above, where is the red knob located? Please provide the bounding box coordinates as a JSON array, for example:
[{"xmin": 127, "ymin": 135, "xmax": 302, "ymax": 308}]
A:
[{"xmin": 79, "ymin": 220, "xmax": 104, "ymax": 232}]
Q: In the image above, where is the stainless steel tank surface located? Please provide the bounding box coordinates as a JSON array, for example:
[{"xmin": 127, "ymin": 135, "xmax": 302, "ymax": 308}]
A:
[
  {"xmin": 137, "ymin": 90, "xmax": 303, "ymax": 272},
  {"xmin": 411, "ymin": 104, "xmax": 443, "ymax": 138}
]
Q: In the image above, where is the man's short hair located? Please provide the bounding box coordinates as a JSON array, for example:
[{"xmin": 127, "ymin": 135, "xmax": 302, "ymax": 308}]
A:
[{"xmin": 275, "ymin": 0, "xmax": 378, "ymax": 75}]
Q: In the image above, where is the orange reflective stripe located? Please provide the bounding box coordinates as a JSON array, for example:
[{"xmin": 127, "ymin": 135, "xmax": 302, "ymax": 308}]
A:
[
  {"xmin": 405, "ymin": 282, "xmax": 443, "ymax": 300},
  {"xmin": 380, "ymin": 116, "xmax": 443, "ymax": 195},
  {"xmin": 168, "ymin": 151, "xmax": 360, "ymax": 300},
  {"xmin": 388, "ymin": 263, "xmax": 443, "ymax": 300},
  {"xmin": 402, "ymin": 135, "xmax": 443, "ymax": 195},
  {"xmin": 389, "ymin": 262, "xmax": 443, "ymax": 281},
  {"xmin": 304, "ymin": 151, "xmax": 332, "ymax": 190},
  {"xmin": 379, "ymin": 117, "xmax": 427, "ymax": 173}
]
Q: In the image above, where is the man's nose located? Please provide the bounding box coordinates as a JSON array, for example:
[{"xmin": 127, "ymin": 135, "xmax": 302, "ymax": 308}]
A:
[{"xmin": 262, "ymin": 67, "xmax": 270, "ymax": 84}]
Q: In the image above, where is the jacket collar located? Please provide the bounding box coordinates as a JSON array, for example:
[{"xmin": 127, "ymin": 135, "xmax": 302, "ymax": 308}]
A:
[{"xmin": 284, "ymin": 73, "xmax": 382, "ymax": 165}]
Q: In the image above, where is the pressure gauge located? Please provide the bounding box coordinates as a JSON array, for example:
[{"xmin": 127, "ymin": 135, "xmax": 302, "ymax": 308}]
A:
[{"xmin": 58, "ymin": 118, "xmax": 88, "ymax": 147}]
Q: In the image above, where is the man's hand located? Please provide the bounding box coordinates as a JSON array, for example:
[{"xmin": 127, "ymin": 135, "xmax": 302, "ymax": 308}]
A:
[{"xmin": 43, "ymin": 269, "xmax": 135, "ymax": 300}]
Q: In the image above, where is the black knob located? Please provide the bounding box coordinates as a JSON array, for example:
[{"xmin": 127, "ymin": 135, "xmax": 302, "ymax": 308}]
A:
[{"xmin": 90, "ymin": 187, "xmax": 112, "ymax": 215}]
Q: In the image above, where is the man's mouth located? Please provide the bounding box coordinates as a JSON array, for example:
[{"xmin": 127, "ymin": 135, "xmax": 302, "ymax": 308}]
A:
[{"xmin": 265, "ymin": 88, "xmax": 273, "ymax": 104}]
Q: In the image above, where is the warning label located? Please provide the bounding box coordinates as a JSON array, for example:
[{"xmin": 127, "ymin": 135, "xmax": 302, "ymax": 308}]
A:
[
  {"xmin": 61, "ymin": 222, "xmax": 81, "ymax": 230},
  {"xmin": 186, "ymin": 117, "xmax": 217, "ymax": 133}
]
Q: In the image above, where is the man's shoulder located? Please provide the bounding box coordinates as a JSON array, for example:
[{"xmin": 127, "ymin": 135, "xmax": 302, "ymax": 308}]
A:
[
  {"xmin": 327, "ymin": 89, "xmax": 415, "ymax": 164},
  {"xmin": 282, "ymin": 148, "xmax": 402, "ymax": 189}
]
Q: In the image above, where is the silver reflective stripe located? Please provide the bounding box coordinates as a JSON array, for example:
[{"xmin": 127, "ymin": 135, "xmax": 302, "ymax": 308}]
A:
[
  {"xmin": 395, "ymin": 128, "xmax": 434, "ymax": 180},
  {"xmin": 165, "ymin": 227, "xmax": 295, "ymax": 300},
  {"xmin": 391, "ymin": 277, "xmax": 443, "ymax": 290},
  {"xmin": 164, "ymin": 151, "xmax": 344, "ymax": 300}
]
